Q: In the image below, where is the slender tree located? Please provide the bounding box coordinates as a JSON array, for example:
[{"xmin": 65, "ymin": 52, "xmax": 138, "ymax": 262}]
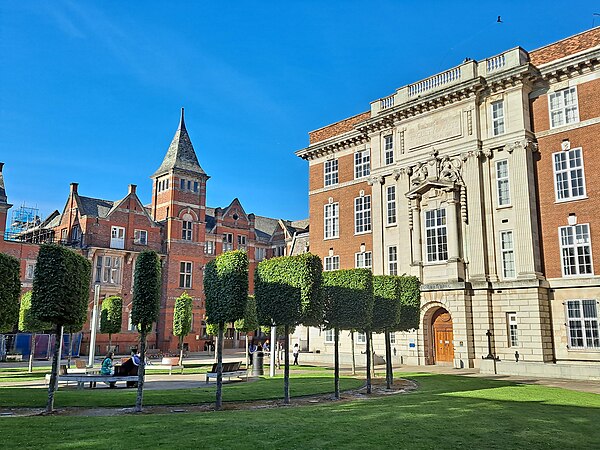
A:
[
  {"xmin": 131, "ymin": 251, "xmax": 162, "ymax": 413},
  {"xmin": 204, "ymin": 250, "xmax": 248, "ymax": 410},
  {"xmin": 0, "ymin": 252, "xmax": 20, "ymax": 334},
  {"xmin": 18, "ymin": 291, "xmax": 50, "ymax": 372},
  {"xmin": 172, "ymin": 292, "xmax": 193, "ymax": 366},
  {"xmin": 234, "ymin": 295, "xmax": 258, "ymax": 369},
  {"xmin": 323, "ymin": 269, "xmax": 373, "ymax": 398},
  {"xmin": 31, "ymin": 244, "xmax": 90, "ymax": 413},
  {"xmin": 255, "ymin": 253, "xmax": 323, "ymax": 404},
  {"xmin": 100, "ymin": 295, "xmax": 123, "ymax": 351}
]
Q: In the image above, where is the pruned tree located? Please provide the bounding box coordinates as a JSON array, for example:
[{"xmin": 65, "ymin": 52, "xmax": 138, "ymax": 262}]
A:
[
  {"xmin": 100, "ymin": 295, "xmax": 122, "ymax": 352},
  {"xmin": 131, "ymin": 251, "xmax": 162, "ymax": 413},
  {"xmin": 18, "ymin": 291, "xmax": 50, "ymax": 372},
  {"xmin": 204, "ymin": 250, "xmax": 248, "ymax": 410},
  {"xmin": 398, "ymin": 275, "xmax": 421, "ymax": 332},
  {"xmin": 31, "ymin": 244, "xmax": 90, "ymax": 413},
  {"xmin": 323, "ymin": 269, "xmax": 373, "ymax": 398},
  {"xmin": 172, "ymin": 291, "xmax": 193, "ymax": 366},
  {"xmin": 255, "ymin": 253, "xmax": 323, "ymax": 404},
  {"xmin": 234, "ymin": 295, "xmax": 258, "ymax": 368},
  {"xmin": 0, "ymin": 252, "xmax": 20, "ymax": 333},
  {"xmin": 205, "ymin": 321, "xmax": 219, "ymax": 361}
]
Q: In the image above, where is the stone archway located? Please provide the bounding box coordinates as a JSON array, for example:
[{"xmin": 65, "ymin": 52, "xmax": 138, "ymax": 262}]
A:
[{"xmin": 430, "ymin": 308, "xmax": 454, "ymax": 365}]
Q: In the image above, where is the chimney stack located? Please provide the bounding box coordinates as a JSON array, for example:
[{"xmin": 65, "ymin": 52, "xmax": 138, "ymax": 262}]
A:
[
  {"xmin": 70, "ymin": 182, "xmax": 78, "ymax": 194},
  {"xmin": 129, "ymin": 184, "xmax": 137, "ymax": 194}
]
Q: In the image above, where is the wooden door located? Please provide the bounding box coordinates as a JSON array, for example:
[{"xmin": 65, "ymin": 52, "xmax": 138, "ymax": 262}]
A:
[{"xmin": 432, "ymin": 309, "xmax": 454, "ymax": 363}]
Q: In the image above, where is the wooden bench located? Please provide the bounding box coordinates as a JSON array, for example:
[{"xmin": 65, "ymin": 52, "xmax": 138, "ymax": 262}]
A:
[
  {"xmin": 46, "ymin": 373, "xmax": 139, "ymax": 389},
  {"xmin": 205, "ymin": 361, "xmax": 247, "ymax": 383},
  {"xmin": 145, "ymin": 357, "xmax": 183, "ymax": 375}
]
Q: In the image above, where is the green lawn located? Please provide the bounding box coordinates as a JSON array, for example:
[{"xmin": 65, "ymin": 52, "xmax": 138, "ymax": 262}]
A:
[{"xmin": 1, "ymin": 372, "xmax": 599, "ymax": 449}]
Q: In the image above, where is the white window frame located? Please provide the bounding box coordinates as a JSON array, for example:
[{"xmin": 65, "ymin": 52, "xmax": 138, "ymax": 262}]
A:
[
  {"xmin": 324, "ymin": 329, "xmax": 334, "ymax": 343},
  {"xmin": 389, "ymin": 332, "xmax": 396, "ymax": 344},
  {"xmin": 25, "ymin": 262, "xmax": 36, "ymax": 280},
  {"xmin": 507, "ymin": 312, "xmax": 518, "ymax": 347},
  {"xmin": 179, "ymin": 261, "xmax": 192, "ymax": 289},
  {"xmin": 388, "ymin": 246, "xmax": 398, "ymax": 276},
  {"xmin": 182, "ymin": 221, "xmax": 193, "ymax": 241},
  {"xmin": 237, "ymin": 235, "xmax": 247, "ymax": 250},
  {"xmin": 354, "ymin": 149, "xmax": 371, "ymax": 179},
  {"xmin": 566, "ymin": 299, "xmax": 600, "ymax": 349},
  {"xmin": 549, "ymin": 87, "xmax": 579, "ymax": 129},
  {"xmin": 255, "ymin": 247, "xmax": 265, "ymax": 261},
  {"xmin": 553, "ymin": 147, "xmax": 587, "ymax": 202},
  {"xmin": 324, "ymin": 203, "xmax": 339, "ymax": 239},
  {"xmin": 496, "ymin": 160, "xmax": 511, "ymax": 207},
  {"xmin": 491, "ymin": 100, "xmax": 505, "ymax": 136},
  {"xmin": 110, "ymin": 226, "xmax": 125, "ymax": 249},
  {"xmin": 425, "ymin": 208, "xmax": 448, "ymax": 263},
  {"xmin": 324, "ymin": 159, "xmax": 339, "ymax": 187},
  {"xmin": 134, "ymin": 229, "xmax": 148, "ymax": 245},
  {"xmin": 205, "ymin": 241, "xmax": 214, "ymax": 255},
  {"xmin": 357, "ymin": 332, "xmax": 366, "ymax": 344},
  {"xmin": 500, "ymin": 230, "xmax": 516, "ymax": 279},
  {"xmin": 324, "ymin": 255, "xmax": 340, "ymax": 272},
  {"xmin": 386, "ymin": 186, "xmax": 397, "ymax": 225},
  {"xmin": 384, "ymin": 135, "xmax": 394, "ymax": 165},
  {"xmin": 96, "ymin": 255, "xmax": 122, "ymax": 285},
  {"xmin": 559, "ymin": 224, "xmax": 593, "ymax": 277},
  {"xmin": 354, "ymin": 195, "xmax": 372, "ymax": 234},
  {"xmin": 355, "ymin": 251, "xmax": 372, "ymax": 269}
]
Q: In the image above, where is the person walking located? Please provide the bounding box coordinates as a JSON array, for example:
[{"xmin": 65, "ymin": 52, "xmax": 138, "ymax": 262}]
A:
[{"xmin": 293, "ymin": 343, "xmax": 299, "ymax": 366}]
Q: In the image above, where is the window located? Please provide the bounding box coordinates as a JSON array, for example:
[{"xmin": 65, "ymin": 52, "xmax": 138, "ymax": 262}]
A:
[
  {"xmin": 187, "ymin": 180, "xmax": 192, "ymax": 191},
  {"xmin": 384, "ymin": 135, "xmax": 394, "ymax": 165},
  {"xmin": 425, "ymin": 209, "xmax": 448, "ymax": 263},
  {"xmin": 25, "ymin": 262, "xmax": 36, "ymax": 280},
  {"xmin": 223, "ymin": 233, "xmax": 234, "ymax": 252},
  {"xmin": 553, "ymin": 148, "xmax": 586, "ymax": 201},
  {"xmin": 96, "ymin": 256, "xmax": 122, "ymax": 284},
  {"xmin": 324, "ymin": 329, "xmax": 334, "ymax": 343},
  {"xmin": 560, "ymin": 224, "xmax": 593, "ymax": 276},
  {"xmin": 496, "ymin": 160, "xmax": 511, "ymax": 206},
  {"xmin": 134, "ymin": 229, "xmax": 147, "ymax": 245},
  {"xmin": 193, "ymin": 182, "xmax": 199, "ymax": 193},
  {"xmin": 357, "ymin": 332, "xmax": 366, "ymax": 344},
  {"xmin": 491, "ymin": 101, "xmax": 505, "ymax": 136},
  {"xmin": 389, "ymin": 332, "xmax": 396, "ymax": 344},
  {"xmin": 388, "ymin": 246, "xmax": 398, "ymax": 275},
  {"xmin": 354, "ymin": 150, "xmax": 370, "ymax": 179},
  {"xmin": 355, "ymin": 251, "xmax": 372, "ymax": 269},
  {"xmin": 60, "ymin": 228, "xmax": 67, "ymax": 242},
  {"xmin": 127, "ymin": 309, "xmax": 137, "ymax": 331},
  {"xmin": 506, "ymin": 312, "xmax": 518, "ymax": 347},
  {"xmin": 566, "ymin": 300, "xmax": 599, "ymax": 349},
  {"xmin": 180, "ymin": 178, "xmax": 186, "ymax": 190},
  {"xmin": 255, "ymin": 247, "xmax": 265, "ymax": 261},
  {"xmin": 182, "ymin": 221, "xmax": 193, "ymax": 241},
  {"xmin": 354, "ymin": 195, "xmax": 372, "ymax": 234},
  {"xmin": 324, "ymin": 255, "xmax": 340, "ymax": 271},
  {"xmin": 387, "ymin": 186, "xmax": 397, "ymax": 225},
  {"xmin": 500, "ymin": 231, "xmax": 516, "ymax": 278},
  {"xmin": 71, "ymin": 225, "xmax": 81, "ymax": 243},
  {"xmin": 275, "ymin": 245, "xmax": 286, "ymax": 257},
  {"xmin": 324, "ymin": 203, "xmax": 339, "ymax": 239},
  {"xmin": 324, "ymin": 159, "xmax": 339, "ymax": 187},
  {"xmin": 205, "ymin": 241, "xmax": 214, "ymax": 255},
  {"xmin": 549, "ymin": 87, "xmax": 579, "ymax": 128},
  {"xmin": 110, "ymin": 226, "xmax": 125, "ymax": 249},
  {"xmin": 179, "ymin": 261, "xmax": 192, "ymax": 289},
  {"xmin": 237, "ymin": 235, "xmax": 247, "ymax": 250}
]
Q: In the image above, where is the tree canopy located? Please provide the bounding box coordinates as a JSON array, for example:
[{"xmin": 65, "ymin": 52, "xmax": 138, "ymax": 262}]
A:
[
  {"xmin": 173, "ymin": 292, "xmax": 193, "ymax": 339},
  {"xmin": 0, "ymin": 252, "xmax": 21, "ymax": 332},
  {"xmin": 204, "ymin": 250, "xmax": 248, "ymax": 324},
  {"xmin": 19, "ymin": 291, "xmax": 51, "ymax": 333},
  {"xmin": 100, "ymin": 296, "xmax": 123, "ymax": 336},
  {"xmin": 234, "ymin": 296, "xmax": 258, "ymax": 333},
  {"xmin": 323, "ymin": 269, "xmax": 373, "ymax": 331},
  {"xmin": 132, "ymin": 251, "xmax": 161, "ymax": 333}
]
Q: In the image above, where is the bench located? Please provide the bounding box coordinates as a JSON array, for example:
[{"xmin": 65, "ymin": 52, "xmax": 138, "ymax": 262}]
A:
[
  {"xmin": 146, "ymin": 349, "xmax": 162, "ymax": 359},
  {"xmin": 145, "ymin": 357, "xmax": 184, "ymax": 375},
  {"xmin": 66, "ymin": 359, "xmax": 100, "ymax": 374},
  {"xmin": 205, "ymin": 361, "xmax": 248, "ymax": 383},
  {"xmin": 46, "ymin": 373, "xmax": 139, "ymax": 389}
]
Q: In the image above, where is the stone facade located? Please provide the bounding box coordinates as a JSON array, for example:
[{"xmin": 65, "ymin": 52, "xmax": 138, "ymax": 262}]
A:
[{"xmin": 294, "ymin": 28, "xmax": 600, "ymax": 378}]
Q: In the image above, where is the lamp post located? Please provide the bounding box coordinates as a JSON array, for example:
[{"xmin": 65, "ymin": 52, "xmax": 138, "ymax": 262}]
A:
[{"xmin": 88, "ymin": 283, "xmax": 100, "ymax": 367}]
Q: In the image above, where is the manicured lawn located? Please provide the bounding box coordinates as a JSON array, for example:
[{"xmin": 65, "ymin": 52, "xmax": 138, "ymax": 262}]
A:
[{"xmin": 1, "ymin": 372, "xmax": 599, "ymax": 449}]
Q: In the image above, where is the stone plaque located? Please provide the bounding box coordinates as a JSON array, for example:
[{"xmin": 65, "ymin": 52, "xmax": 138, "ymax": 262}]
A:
[{"xmin": 404, "ymin": 110, "xmax": 463, "ymax": 151}]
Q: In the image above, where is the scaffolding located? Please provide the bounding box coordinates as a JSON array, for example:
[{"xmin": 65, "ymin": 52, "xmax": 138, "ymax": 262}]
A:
[{"xmin": 7, "ymin": 204, "xmax": 41, "ymax": 235}]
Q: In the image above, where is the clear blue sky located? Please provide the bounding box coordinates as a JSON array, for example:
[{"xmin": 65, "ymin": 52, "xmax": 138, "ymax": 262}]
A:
[{"xmin": 1, "ymin": 1, "xmax": 598, "ymax": 221}]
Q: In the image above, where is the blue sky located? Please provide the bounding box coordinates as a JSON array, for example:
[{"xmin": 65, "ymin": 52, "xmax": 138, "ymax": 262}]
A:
[{"xmin": 1, "ymin": 1, "xmax": 599, "ymax": 221}]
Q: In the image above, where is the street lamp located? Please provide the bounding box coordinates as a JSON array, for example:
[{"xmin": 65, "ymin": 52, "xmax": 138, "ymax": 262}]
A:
[{"xmin": 88, "ymin": 283, "xmax": 101, "ymax": 367}]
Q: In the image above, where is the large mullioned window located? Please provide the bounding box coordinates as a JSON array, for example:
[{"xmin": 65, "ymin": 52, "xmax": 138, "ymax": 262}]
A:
[{"xmin": 425, "ymin": 208, "xmax": 448, "ymax": 262}]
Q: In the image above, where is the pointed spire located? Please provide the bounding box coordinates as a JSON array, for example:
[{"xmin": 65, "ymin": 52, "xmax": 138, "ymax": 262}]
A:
[
  {"xmin": 152, "ymin": 109, "xmax": 207, "ymax": 178},
  {"xmin": 0, "ymin": 162, "xmax": 7, "ymax": 204}
]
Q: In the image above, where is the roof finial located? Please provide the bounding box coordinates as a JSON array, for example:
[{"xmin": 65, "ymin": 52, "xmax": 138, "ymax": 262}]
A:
[{"xmin": 179, "ymin": 107, "xmax": 186, "ymax": 131}]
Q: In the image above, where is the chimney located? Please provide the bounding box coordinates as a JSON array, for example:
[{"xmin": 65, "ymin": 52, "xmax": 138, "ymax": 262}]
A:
[
  {"xmin": 0, "ymin": 162, "xmax": 4, "ymax": 173},
  {"xmin": 129, "ymin": 184, "xmax": 137, "ymax": 194},
  {"xmin": 70, "ymin": 182, "xmax": 78, "ymax": 194}
]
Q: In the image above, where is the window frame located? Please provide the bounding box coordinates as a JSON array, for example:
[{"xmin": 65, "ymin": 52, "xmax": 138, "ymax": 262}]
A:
[
  {"xmin": 552, "ymin": 147, "xmax": 587, "ymax": 203},
  {"xmin": 548, "ymin": 86, "xmax": 579, "ymax": 129},
  {"xmin": 496, "ymin": 159, "xmax": 511, "ymax": 207},
  {"xmin": 355, "ymin": 251, "xmax": 372, "ymax": 269},
  {"xmin": 491, "ymin": 100, "xmax": 505, "ymax": 136},
  {"xmin": 324, "ymin": 329, "xmax": 334, "ymax": 344},
  {"xmin": 354, "ymin": 195, "xmax": 372, "ymax": 234},
  {"xmin": 134, "ymin": 229, "xmax": 148, "ymax": 245},
  {"xmin": 324, "ymin": 202, "xmax": 339, "ymax": 239},
  {"xmin": 354, "ymin": 149, "xmax": 371, "ymax": 179},
  {"xmin": 424, "ymin": 208, "xmax": 448, "ymax": 263},
  {"xmin": 324, "ymin": 159, "xmax": 339, "ymax": 187},
  {"xmin": 507, "ymin": 312, "xmax": 518, "ymax": 347},
  {"xmin": 95, "ymin": 255, "xmax": 122, "ymax": 285},
  {"xmin": 384, "ymin": 134, "xmax": 394, "ymax": 165},
  {"xmin": 356, "ymin": 332, "xmax": 366, "ymax": 344},
  {"xmin": 387, "ymin": 246, "xmax": 398, "ymax": 275},
  {"xmin": 500, "ymin": 230, "xmax": 516, "ymax": 279},
  {"xmin": 179, "ymin": 261, "xmax": 193, "ymax": 289},
  {"xmin": 182, "ymin": 221, "xmax": 193, "ymax": 241},
  {"xmin": 205, "ymin": 240, "xmax": 214, "ymax": 255},
  {"xmin": 566, "ymin": 299, "xmax": 600, "ymax": 350},
  {"xmin": 324, "ymin": 255, "xmax": 340, "ymax": 271},
  {"xmin": 386, "ymin": 185, "xmax": 397, "ymax": 225},
  {"xmin": 559, "ymin": 223, "xmax": 593, "ymax": 277}
]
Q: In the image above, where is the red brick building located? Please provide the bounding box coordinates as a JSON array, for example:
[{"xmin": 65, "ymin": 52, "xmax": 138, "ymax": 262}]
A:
[{"xmin": 0, "ymin": 109, "xmax": 308, "ymax": 355}]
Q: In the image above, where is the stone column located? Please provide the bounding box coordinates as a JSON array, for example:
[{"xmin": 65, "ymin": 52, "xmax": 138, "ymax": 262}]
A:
[
  {"xmin": 445, "ymin": 191, "xmax": 460, "ymax": 261},
  {"xmin": 411, "ymin": 196, "xmax": 422, "ymax": 265}
]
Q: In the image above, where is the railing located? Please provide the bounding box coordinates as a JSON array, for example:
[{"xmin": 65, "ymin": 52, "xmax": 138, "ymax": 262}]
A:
[
  {"xmin": 486, "ymin": 53, "xmax": 506, "ymax": 73},
  {"xmin": 380, "ymin": 94, "xmax": 395, "ymax": 110},
  {"xmin": 408, "ymin": 67, "xmax": 461, "ymax": 97}
]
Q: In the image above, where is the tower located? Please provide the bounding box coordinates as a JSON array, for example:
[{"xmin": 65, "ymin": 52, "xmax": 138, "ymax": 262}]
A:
[{"xmin": 0, "ymin": 163, "xmax": 12, "ymax": 239}]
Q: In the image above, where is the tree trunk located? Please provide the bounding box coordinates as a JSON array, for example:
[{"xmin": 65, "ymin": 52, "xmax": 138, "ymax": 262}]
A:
[
  {"xmin": 135, "ymin": 330, "xmax": 147, "ymax": 413},
  {"xmin": 179, "ymin": 336, "xmax": 184, "ymax": 367},
  {"xmin": 67, "ymin": 332, "xmax": 73, "ymax": 369},
  {"xmin": 384, "ymin": 330, "xmax": 392, "ymax": 389},
  {"xmin": 215, "ymin": 323, "xmax": 224, "ymax": 410},
  {"xmin": 284, "ymin": 325, "xmax": 290, "ymax": 404},
  {"xmin": 46, "ymin": 326, "xmax": 62, "ymax": 413},
  {"xmin": 365, "ymin": 331, "xmax": 371, "ymax": 394},
  {"xmin": 214, "ymin": 333, "xmax": 219, "ymax": 363},
  {"xmin": 334, "ymin": 327, "xmax": 340, "ymax": 399},
  {"xmin": 350, "ymin": 331, "xmax": 356, "ymax": 376},
  {"xmin": 28, "ymin": 333, "xmax": 35, "ymax": 373},
  {"xmin": 370, "ymin": 332, "xmax": 375, "ymax": 379}
]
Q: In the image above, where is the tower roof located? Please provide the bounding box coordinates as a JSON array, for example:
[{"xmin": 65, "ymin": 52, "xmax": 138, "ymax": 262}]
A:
[
  {"xmin": 0, "ymin": 162, "xmax": 8, "ymax": 204},
  {"xmin": 152, "ymin": 108, "xmax": 207, "ymax": 178}
]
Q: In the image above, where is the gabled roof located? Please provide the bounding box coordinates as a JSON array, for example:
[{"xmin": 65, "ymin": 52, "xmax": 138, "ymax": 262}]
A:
[
  {"xmin": 78, "ymin": 196, "xmax": 114, "ymax": 218},
  {"xmin": 152, "ymin": 108, "xmax": 207, "ymax": 178}
]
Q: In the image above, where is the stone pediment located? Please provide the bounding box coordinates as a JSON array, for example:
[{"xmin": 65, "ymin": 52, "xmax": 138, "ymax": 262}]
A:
[
  {"xmin": 405, "ymin": 149, "xmax": 464, "ymax": 199},
  {"xmin": 406, "ymin": 179, "xmax": 454, "ymax": 199}
]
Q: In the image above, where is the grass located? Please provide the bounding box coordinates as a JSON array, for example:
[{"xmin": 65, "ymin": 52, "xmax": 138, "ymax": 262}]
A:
[{"xmin": 0, "ymin": 371, "xmax": 599, "ymax": 449}]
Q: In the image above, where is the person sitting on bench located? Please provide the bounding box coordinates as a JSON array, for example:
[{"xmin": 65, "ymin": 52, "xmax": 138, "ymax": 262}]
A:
[{"xmin": 101, "ymin": 352, "xmax": 116, "ymax": 388}]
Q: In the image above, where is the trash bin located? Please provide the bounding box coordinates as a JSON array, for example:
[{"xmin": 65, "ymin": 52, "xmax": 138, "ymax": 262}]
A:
[{"xmin": 252, "ymin": 351, "xmax": 264, "ymax": 376}]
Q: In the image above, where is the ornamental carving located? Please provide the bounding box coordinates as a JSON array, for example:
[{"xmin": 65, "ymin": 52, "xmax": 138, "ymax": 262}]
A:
[{"xmin": 410, "ymin": 151, "xmax": 464, "ymax": 187}]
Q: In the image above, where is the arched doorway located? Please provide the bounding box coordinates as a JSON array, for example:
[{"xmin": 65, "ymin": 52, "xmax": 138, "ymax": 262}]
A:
[{"xmin": 431, "ymin": 308, "xmax": 454, "ymax": 364}]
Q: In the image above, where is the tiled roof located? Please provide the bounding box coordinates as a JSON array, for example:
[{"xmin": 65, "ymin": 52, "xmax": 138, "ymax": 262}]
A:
[
  {"xmin": 78, "ymin": 196, "xmax": 114, "ymax": 218},
  {"xmin": 152, "ymin": 108, "xmax": 206, "ymax": 177},
  {"xmin": 291, "ymin": 219, "xmax": 309, "ymax": 231},
  {"xmin": 530, "ymin": 27, "xmax": 600, "ymax": 66}
]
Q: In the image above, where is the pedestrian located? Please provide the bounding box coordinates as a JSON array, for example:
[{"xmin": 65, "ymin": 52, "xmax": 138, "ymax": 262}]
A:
[
  {"xmin": 293, "ymin": 343, "xmax": 299, "ymax": 366},
  {"xmin": 249, "ymin": 341, "xmax": 257, "ymax": 366},
  {"xmin": 263, "ymin": 339, "xmax": 270, "ymax": 352},
  {"xmin": 100, "ymin": 351, "xmax": 114, "ymax": 375}
]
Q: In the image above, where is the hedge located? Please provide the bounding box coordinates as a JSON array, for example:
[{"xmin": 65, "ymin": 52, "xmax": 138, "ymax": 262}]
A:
[
  {"xmin": 0, "ymin": 252, "xmax": 20, "ymax": 332},
  {"xmin": 372, "ymin": 275, "xmax": 401, "ymax": 333},
  {"xmin": 323, "ymin": 269, "xmax": 373, "ymax": 331},
  {"xmin": 397, "ymin": 275, "xmax": 421, "ymax": 331},
  {"xmin": 204, "ymin": 250, "xmax": 248, "ymax": 324}
]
